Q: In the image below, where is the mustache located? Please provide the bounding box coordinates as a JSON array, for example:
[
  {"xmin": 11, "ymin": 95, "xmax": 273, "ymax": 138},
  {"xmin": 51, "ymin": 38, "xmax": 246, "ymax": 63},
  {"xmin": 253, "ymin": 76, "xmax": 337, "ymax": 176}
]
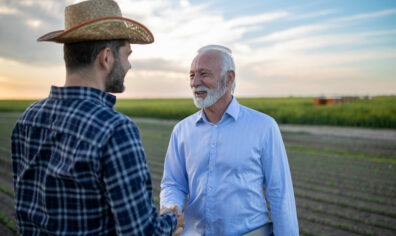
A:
[{"xmin": 192, "ymin": 86, "xmax": 209, "ymax": 92}]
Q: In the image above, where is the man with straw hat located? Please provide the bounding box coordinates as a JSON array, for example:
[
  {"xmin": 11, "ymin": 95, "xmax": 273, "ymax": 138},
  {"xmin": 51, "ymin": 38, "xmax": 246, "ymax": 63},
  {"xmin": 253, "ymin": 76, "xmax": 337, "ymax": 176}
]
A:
[{"xmin": 11, "ymin": 0, "xmax": 184, "ymax": 235}]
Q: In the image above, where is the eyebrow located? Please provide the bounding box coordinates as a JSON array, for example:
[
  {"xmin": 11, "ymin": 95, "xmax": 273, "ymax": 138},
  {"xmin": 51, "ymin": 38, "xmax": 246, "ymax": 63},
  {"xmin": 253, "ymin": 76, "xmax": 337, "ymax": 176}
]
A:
[{"xmin": 191, "ymin": 68, "xmax": 211, "ymax": 73}]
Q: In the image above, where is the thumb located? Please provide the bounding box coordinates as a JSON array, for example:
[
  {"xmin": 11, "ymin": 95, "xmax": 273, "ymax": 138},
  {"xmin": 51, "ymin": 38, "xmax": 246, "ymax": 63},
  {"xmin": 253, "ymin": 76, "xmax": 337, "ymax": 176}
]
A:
[{"xmin": 170, "ymin": 205, "xmax": 180, "ymax": 213}]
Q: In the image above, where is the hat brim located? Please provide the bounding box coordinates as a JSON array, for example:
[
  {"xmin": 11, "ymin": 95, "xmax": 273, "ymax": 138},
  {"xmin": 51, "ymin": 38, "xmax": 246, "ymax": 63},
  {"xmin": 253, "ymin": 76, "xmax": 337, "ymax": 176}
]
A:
[{"xmin": 37, "ymin": 16, "xmax": 154, "ymax": 44}]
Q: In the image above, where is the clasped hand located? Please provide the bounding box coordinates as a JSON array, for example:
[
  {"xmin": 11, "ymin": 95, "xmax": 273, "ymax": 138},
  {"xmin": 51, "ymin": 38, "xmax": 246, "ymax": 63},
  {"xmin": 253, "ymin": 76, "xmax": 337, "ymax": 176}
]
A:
[{"xmin": 160, "ymin": 205, "xmax": 185, "ymax": 236}]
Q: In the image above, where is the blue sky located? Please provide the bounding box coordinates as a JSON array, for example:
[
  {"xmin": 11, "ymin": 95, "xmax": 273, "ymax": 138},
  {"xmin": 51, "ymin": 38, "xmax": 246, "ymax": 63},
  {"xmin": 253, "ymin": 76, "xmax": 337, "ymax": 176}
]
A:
[{"xmin": 0, "ymin": 0, "xmax": 395, "ymax": 99}]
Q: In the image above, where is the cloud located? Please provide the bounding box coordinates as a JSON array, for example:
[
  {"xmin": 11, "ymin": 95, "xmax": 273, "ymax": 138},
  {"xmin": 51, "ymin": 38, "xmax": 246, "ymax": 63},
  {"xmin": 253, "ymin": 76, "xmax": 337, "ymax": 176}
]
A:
[
  {"xmin": 132, "ymin": 58, "xmax": 187, "ymax": 73},
  {"xmin": 294, "ymin": 9, "xmax": 338, "ymax": 19},
  {"xmin": 337, "ymin": 8, "xmax": 396, "ymax": 22},
  {"xmin": 120, "ymin": 69, "xmax": 190, "ymax": 98},
  {"xmin": 0, "ymin": 5, "xmax": 21, "ymax": 15},
  {"xmin": 0, "ymin": 0, "xmax": 395, "ymax": 98},
  {"xmin": 249, "ymin": 23, "xmax": 333, "ymax": 44},
  {"xmin": 226, "ymin": 11, "xmax": 289, "ymax": 27},
  {"xmin": 117, "ymin": 0, "xmax": 289, "ymax": 63},
  {"xmin": 0, "ymin": 1, "xmax": 65, "ymax": 64}
]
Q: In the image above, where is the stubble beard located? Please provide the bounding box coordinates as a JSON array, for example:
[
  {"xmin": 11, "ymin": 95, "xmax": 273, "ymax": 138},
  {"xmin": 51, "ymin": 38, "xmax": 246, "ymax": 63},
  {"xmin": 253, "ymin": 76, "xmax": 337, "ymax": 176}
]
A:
[
  {"xmin": 192, "ymin": 72, "xmax": 227, "ymax": 109},
  {"xmin": 105, "ymin": 58, "xmax": 126, "ymax": 93}
]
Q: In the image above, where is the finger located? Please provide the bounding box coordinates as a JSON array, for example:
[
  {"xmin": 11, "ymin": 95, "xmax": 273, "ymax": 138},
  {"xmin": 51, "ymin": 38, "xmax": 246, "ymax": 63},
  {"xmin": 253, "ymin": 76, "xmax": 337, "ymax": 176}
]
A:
[
  {"xmin": 173, "ymin": 227, "xmax": 183, "ymax": 236},
  {"xmin": 170, "ymin": 205, "xmax": 180, "ymax": 212},
  {"xmin": 159, "ymin": 207, "xmax": 171, "ymax": 215}
]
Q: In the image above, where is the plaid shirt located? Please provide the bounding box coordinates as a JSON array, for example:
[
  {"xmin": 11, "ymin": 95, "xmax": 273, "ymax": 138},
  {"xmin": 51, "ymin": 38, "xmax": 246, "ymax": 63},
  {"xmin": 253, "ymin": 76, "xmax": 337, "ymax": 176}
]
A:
[{"xmin": 11, "ymin": 86, "xmax": 176, "ymax": 236}]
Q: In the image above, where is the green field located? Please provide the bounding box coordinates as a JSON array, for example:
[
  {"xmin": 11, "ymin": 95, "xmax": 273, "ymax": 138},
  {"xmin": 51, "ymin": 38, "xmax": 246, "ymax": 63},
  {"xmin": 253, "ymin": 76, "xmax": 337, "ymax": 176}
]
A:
[
  {"xmin": 0, "ymin": 96, "xmax": 395, "ymax": 128},
  {"xmin": 1, "ymin": 112, "xmax": 395, "ymax": 235}
]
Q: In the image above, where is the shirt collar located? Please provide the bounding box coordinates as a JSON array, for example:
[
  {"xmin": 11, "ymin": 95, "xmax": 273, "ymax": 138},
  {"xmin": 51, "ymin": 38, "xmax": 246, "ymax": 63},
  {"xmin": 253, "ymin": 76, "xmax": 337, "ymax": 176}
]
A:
[
  {"xmin": 48, "ymin": 86, "xmax": 116, "ymax": 108},
  {"xmin": 225, "ymin": 97, "xmax": 240, "ymax": 121},
  {"xmin": 195, "ymin": 96, "xmax": 240, "ymax": 124}
]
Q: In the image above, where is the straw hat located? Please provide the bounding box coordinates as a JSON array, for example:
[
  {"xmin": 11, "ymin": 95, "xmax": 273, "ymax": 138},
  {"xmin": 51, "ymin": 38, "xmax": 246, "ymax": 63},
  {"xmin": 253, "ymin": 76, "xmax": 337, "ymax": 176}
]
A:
[{"xmin": 37, "ymin": 0, "xmax": 154, "ymax": 44}]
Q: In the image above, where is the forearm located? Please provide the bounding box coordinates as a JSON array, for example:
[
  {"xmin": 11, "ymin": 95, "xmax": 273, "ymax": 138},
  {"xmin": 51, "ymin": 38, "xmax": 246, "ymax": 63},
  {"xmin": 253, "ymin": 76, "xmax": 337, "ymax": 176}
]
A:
[
  {"xmin": 269, "ymin": 195, "xmax": 299, "ymax": 235},
  {"xmin": 103, "ymin": 122, "xmax": 177, "ymax": 235},
  {"xmin": 160, "ymin": 185, "xmax": 187, "ymax": 211},
  {"xmin": 152, "ymin": 212, "xmax": 178, "ymax": 236}
]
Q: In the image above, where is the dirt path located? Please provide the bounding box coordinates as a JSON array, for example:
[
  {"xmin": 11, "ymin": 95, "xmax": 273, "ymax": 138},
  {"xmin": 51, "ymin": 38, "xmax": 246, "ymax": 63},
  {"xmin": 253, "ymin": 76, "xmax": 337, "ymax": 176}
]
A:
[
  {"xmin": 280, "ymin": 124, "xmax": 396, "ymax": 142},
  {"xmin": 132, "ymin": 117, "xmax": 396, "ymax": 142}
]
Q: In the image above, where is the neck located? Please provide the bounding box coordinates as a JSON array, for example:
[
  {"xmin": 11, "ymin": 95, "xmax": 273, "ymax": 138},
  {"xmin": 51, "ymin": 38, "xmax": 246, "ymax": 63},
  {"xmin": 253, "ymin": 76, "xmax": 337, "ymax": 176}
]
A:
[
  {"xmin": 203, "ymin": 93, "xmax": 232, "ymax": 124},
  {"xmin": 65, "ymin": 69, "xmax": 105, "ymax": 91}
]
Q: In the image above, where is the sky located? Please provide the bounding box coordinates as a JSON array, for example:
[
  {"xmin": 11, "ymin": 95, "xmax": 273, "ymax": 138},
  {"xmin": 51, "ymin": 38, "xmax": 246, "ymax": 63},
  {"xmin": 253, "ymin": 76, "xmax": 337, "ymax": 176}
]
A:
[{"xmin": 0, "ymin": 0, "xmax": 395, "ymax": 99}]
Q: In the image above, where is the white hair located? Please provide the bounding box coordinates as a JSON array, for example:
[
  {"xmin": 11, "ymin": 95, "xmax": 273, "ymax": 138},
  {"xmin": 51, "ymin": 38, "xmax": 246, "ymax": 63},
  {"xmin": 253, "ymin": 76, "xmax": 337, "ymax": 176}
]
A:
[{"xmin": 196, "ymin": 45, "xmax": 236, "ymax": 94}]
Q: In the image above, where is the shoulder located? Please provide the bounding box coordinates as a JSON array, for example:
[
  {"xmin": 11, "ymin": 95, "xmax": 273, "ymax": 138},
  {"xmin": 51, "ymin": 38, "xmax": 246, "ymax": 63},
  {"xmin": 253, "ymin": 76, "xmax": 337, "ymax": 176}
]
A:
[
  {"xmin": 238, "ymin": 104, "xmax": 278, "ymax": 129},
  {"xmin": 82, "ymin": 101, "xmax": 135, "ymax": 140},
  {"xmin": 17, "ymin": 99, "xmax": 48, "ymax": 124},
  {"xmin": 19, "ymin": 98, "xmax": 135, "ymax": 146}
]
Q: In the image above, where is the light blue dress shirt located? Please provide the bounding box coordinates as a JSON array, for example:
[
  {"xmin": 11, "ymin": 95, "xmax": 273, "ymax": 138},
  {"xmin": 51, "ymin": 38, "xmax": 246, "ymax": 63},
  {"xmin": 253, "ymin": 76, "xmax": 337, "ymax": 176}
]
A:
[{"xmin": 160, "ymin": 98, "xmax": 299, "ymax": 236}]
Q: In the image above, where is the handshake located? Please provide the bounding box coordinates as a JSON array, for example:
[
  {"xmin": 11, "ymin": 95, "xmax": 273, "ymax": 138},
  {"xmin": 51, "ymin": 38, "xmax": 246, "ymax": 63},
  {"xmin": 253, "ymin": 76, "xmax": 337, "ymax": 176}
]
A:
[{"xmin": 160, "ymin": 205, "xmax": 185, "ymax": 236}]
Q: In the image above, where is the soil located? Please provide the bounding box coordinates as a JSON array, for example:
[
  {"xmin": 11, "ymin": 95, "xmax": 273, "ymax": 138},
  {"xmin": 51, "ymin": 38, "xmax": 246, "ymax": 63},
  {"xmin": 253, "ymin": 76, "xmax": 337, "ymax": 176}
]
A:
[{"xmin": 1, "ymin": 119, "xmax": 395, "ymax": 235}]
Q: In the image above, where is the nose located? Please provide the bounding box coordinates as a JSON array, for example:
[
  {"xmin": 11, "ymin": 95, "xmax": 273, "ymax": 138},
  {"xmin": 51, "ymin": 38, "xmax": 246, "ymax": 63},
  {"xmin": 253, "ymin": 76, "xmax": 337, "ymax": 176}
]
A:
[
  {"xmin": 128, "ymin": 60, "xmax": 132, "ymax": 70},
  {"xmin": 191, "ymin": 74, "xmax": 202, "ymax": 88}
]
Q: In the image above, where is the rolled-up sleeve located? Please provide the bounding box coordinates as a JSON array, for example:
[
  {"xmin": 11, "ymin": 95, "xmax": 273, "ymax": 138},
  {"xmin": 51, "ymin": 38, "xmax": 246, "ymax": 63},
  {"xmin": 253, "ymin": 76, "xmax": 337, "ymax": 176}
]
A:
[
  {"xmin": 101, "ymin": 121, "xmax": 177, "ymax": 235},
  {"xmin": 261, "ymin": 119, "xmax": 299, "ymax": 235},
  {"xmin": 160, "ymin": 126, "xmax": 189, "ymax": 211}
]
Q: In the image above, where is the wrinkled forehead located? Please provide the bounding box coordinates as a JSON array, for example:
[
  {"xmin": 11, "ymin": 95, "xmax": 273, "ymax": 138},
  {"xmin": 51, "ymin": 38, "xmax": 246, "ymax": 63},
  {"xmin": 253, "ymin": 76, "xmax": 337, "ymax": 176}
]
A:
[{"xmin": 191, "ymin": 50, "xmax": 223, "ymax": 72}]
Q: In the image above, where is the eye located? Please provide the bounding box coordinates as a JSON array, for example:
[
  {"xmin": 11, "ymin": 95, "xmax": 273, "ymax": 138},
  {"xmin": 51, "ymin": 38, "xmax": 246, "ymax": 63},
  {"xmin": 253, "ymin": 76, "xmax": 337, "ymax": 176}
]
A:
[{"xmin": 190, "ymin": 73, "xmax": 195, "ymax": 79}]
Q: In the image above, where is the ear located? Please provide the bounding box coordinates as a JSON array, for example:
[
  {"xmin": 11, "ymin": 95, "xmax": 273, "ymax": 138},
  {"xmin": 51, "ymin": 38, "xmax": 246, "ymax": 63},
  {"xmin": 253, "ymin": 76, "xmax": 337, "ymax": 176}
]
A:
[
  {"xmin": 97, "ymin": 48, "xmax": 114, "ymax": 72},
  {"xmin": 226, "ymin": 70, "xmax": 235, "ymax": 88}
]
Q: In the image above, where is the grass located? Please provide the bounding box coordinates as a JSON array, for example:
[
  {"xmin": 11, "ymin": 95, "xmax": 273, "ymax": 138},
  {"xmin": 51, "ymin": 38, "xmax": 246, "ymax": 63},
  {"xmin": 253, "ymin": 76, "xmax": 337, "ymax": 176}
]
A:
[
  {"xmin": 287, "ymin": 145, "xmax": 396, "ymax": 164},
  {"xmin": 1, "ymin": 95, "xmax": 395, "ymax": 128},
  {"xmin": 0, "ymin": 211, "xmax": 18, "ymax": 233},
  {"xmin": 0, "ymin": 183, "xmax": 14, "ymax": 198},
  {"xmin": 0, "ymin": 156, "xmax": 12, "ymax": 166}
]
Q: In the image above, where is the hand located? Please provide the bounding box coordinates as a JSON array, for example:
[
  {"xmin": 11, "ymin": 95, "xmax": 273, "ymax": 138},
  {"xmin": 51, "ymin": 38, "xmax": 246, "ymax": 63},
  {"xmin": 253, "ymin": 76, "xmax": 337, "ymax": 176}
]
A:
[
  {"xmin": 160, "ymin": 205, "xmax": 185, "ymax": 236},
  {"xmin": 170, "ymin": 205, "xmax": 185, "ymax": 236}
]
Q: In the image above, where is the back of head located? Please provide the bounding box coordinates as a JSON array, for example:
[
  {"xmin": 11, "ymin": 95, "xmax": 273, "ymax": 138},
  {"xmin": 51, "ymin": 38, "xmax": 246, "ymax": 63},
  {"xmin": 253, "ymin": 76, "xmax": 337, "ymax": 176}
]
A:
[{"xmin": 64, "ymin": 40, "xmax": 126, "ymax": 73}]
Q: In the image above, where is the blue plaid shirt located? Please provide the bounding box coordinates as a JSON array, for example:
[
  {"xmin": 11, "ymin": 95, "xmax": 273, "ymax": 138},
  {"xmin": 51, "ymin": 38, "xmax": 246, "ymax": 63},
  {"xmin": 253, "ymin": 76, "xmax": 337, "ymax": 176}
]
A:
[{"xmin": 11, "ymin": 86, "xmax": 176, "ymax": 235}]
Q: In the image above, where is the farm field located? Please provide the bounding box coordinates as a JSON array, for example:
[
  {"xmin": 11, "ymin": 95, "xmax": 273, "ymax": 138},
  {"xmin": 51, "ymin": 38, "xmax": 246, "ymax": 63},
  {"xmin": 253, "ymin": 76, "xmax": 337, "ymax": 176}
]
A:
[
  {"xmin": 1, "ymin": 95, "xmax": 395, "ymax": 128},
  {"xmin": 0, "ymin": 112, "xmax": 395, "ymax": 235}
]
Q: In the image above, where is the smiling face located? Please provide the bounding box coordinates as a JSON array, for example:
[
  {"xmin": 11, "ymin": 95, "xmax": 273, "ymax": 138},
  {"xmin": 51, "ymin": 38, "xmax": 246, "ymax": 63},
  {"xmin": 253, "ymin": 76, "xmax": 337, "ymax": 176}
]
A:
[{"xmin": 190, "ymin": 50, "xmax": 228, "ymax": 108}]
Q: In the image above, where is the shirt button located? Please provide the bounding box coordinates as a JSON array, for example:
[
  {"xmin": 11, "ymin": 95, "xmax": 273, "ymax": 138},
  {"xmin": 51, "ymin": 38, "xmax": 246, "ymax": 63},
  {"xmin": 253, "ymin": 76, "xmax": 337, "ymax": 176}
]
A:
[
  {"xmin": 208, "ymin": 187, "xmax": 212, "ymax": 191},
  {"xmin": 211, "ymin": 144, "xmax": 215, "ymax": 147},
  {"xmin": 207, "ymin": 208, "xmax": 210, "ymax": 212}
]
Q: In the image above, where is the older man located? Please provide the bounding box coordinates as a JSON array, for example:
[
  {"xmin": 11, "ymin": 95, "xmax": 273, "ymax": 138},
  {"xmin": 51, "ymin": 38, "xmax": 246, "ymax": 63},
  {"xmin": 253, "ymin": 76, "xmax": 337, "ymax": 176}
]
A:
[
  {"xmin": 11, "ymin": 0, "xmax": 184, "ymax": 235},
  {"xmin": 160, "ymin": 45, "xmax": 299, "ymax": 235}
]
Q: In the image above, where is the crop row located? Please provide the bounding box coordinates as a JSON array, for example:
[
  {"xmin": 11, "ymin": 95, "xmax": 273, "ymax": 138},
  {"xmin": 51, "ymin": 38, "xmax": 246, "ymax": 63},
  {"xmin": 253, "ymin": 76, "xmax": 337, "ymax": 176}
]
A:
[
  {"xmin": 292, "ymin": 169, "xmax": 395, "ymax": 198},
  {"xmin": 293, "ymin": 182, "xmax": 395, "ymax": 207},
  {"xmin": 288, "ymin": 147, "xmax": 395, "ymax": 171},
  {"xmin": 292, "ymin": 162, "xmax": 396, "ymax": 186},
  {"xmin": 288, "ymin": 145, "xmax": 396, "ymax": 165},
  {"xmin": 291, "ymin": 160, "xmax": 396, "ymax": 189},
  {"xmin": 0, "ymin": 211, "xmax": 17, "ymax": 234},
  {"xmin": 299, "ymin": 202, "xmax": 396, "ymax": 231},
  {"xmin": 299, "ymin": 213, "xmax": 374, "ymax": 236},
  {"xmin": 295, "ymin": 191, "xmax": 396, "ymax": 218},
  {"xmin": 290, "ymin": 158, "xmax": 395, "ymax": 180}
]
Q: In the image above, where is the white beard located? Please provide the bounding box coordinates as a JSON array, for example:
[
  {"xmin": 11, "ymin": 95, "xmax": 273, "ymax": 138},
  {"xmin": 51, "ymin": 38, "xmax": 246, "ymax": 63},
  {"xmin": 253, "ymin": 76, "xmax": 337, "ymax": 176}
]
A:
[{"xmin": 192, "ymin": 74, "xmax": 226, "ymax": 108}]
